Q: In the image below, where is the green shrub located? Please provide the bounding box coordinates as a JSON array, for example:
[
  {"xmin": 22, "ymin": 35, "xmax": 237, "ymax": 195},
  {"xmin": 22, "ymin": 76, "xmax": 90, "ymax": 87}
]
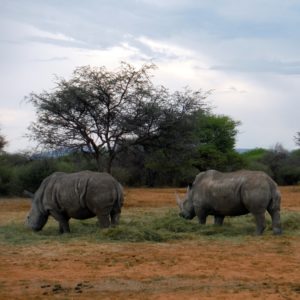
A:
[
  {"xmin": 0, "ymin": 164, "xmax": 13, "ymax": 195},
  {"xmin": 241, "ymin": 148, "xmax": 268, "ymax": 162},
  {"xmin": 16, "ymin": 159, "xmax": 57, "ymax": 193},
  {"xmin": 278, "ymin": 166, "xmax": 300, "ymax": 185}
]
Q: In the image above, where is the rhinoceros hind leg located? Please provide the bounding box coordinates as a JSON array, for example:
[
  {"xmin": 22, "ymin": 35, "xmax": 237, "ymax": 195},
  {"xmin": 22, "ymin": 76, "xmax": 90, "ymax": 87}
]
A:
[
  {"xmin": 253, "ymin": 212, "xmax": 266, "ymax": 235},
  {"xmin": 59, "ymin": 221, "xmax": 70, "ymax": 234},
  {"xmin": 97, "ymin": 215, "xmax": 111, "ymax": 228},
  {"xmin": 110, "ymin": 212, "xmax": 120, "ymax": 227},
  {"xmin": 267, "ymin": 208, "xmax": 282, "ymax": 235},
  {"xmin": 214, "ymin": 215, "xmax": 225, "ymax": 226},
  {"xmin": 197, "ymin": 212, "xmax": 207, "ymax": 224}
]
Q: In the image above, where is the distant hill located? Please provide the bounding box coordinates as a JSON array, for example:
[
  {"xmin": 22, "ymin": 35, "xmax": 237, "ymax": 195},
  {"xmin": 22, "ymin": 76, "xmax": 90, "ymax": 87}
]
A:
[
  {"xmin": 31, "ymin": 148, "xmax": 75, "ymax": 159},
  {"xmin": 235, "ymin": 148, "xmax": 252, "ymax": 154}
]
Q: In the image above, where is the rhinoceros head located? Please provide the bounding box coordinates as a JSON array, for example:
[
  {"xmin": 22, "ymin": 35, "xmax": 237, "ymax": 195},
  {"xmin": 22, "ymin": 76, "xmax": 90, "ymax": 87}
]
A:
[
  {"xmin": 26, "ymin": 193, "xmax": 49, "ymax": 231},
  {"xmin": 176, "ymin": 186, "xmax": 195, "ymax": 220}
]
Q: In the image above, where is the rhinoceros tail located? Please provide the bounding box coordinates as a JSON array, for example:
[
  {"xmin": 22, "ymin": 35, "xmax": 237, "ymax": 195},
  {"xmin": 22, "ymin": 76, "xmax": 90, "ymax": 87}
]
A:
[
  {"xmin": 116, "ymin": 183, "xmax": 124, "ymax": 209},
  {"xmin": 269, "ymin": 182, "xmax": 281, "ymax": 212}
]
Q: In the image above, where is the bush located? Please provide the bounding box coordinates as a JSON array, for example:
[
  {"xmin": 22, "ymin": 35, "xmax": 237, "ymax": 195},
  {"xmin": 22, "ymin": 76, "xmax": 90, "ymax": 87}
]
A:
[
  {"xmin": 278, "ymin": 166, "xmax": 300, "ymax": 185},
  {"xmin": 241, "ymin": 148, "xmax": 268, "ymax": 162},
  {"xmin": 16, "ymin": 159, "xmax": 57, "ymax": 193},
  {"xmin": 0, "ymin": 164, "xmax": 13, "ymax": 195},
  {"xmin": 242, "ymin": 146, "xmax": 300, "ymax": 185},
  {"xmin": 0, "ymin": 153, "xmax": 28, "ymax": 196}
]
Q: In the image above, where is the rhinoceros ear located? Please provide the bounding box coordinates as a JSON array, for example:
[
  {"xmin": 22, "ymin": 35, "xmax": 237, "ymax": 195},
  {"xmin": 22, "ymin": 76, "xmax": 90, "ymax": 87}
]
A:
[
  {"xmin": 187, "ymin": 183, "xmax": 193, "ymax": 193},
  {"xmin": 175, "ymin": 192, "xmax": 183, "ymax": 210},
  {"xmin": 24, "ymin": 190, "xmax": 34, "ymax": 199}
]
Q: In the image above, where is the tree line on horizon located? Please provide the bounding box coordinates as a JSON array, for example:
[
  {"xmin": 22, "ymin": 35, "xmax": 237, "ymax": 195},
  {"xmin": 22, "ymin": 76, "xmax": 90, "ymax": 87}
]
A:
[{"xmin": 0, "ymin": 62, "xmax": 300, "ymax": 195}]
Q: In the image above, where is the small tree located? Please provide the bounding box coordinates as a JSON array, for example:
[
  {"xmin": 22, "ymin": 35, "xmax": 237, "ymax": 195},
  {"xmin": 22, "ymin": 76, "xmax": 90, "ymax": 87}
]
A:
[
  {"xmin": 0, "ymin": 129, "xmax": 7, "ymax": 152},
  {"xmin": 191, "ymin": 114, "xmax": 244, "ymax": 171},
  {"xmin": 295, "ymin": 132, "xmax": 300, "ymax": 147},
  {"xmin": 261, "ymin": 143, "xmax": 288, "ymax": 182}
]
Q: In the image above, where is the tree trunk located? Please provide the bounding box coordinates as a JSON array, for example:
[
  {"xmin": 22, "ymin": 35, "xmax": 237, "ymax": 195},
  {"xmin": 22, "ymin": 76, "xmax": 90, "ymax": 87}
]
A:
[
  {"xmin": 94, "ymin": 153, "xmax": 102, "ymax": 172},
  {"xmin": 106, "ymin": 156, "xmax": 113, "ymax": 174}
]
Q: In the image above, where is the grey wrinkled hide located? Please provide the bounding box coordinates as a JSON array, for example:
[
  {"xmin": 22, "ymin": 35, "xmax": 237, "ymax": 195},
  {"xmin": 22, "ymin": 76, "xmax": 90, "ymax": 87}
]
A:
[
  {"xmin": 177, "ymin": 170, "xmax": 282, "ymax": 235},
  {"xmin": 26, "ymin": 171, "xmax": 123, "ymax": 233}
]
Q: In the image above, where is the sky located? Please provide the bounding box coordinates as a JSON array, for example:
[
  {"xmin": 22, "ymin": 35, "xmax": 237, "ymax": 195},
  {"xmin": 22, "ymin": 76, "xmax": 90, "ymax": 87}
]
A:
[{"xmin": 0, "ymin": 0, "xmax": 299, "ymax": 153}]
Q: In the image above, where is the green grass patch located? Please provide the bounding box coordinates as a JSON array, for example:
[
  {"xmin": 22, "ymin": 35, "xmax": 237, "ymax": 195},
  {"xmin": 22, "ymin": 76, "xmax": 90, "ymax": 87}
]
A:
[{"xmin": 0, "ymin": 209, "xmax": 299, "ymax": 245}]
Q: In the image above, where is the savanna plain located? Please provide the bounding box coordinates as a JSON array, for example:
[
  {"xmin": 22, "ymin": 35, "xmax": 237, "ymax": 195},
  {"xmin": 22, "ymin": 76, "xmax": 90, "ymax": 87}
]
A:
[{"xmin": 0, "ymin": 186, "xmax": 299, "ymax": 299}]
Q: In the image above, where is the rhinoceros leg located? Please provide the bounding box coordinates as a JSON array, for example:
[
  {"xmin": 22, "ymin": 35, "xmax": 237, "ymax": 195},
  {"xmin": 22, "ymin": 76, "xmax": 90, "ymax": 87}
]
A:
[
  {"xmin": 214, "ymin": 215, "xmax": 225, "ymax": 225},
  {"xmin": 267, "ymin": 208, "xmax": 282, "ymax": 235},
  {"xmin": 253, "ymin": 212, "xmax": 266, "ymax": 235},
  {"xmin": 49, "ymin": 210, "xmax": 70, "ymax": 233},
  {"xmin": 194, "ymin": 207, "xmax": 207, "ymax": 224},
  {"xmin": 59, "ymin": 221, "xmax": 70, "ymax": 234},
  {"xmin": 97, "ymin": 214, "xmax": 111, "ymax": 228},
  {"xmin": 110, "ymin": 211, "xmax": 120, "ymax": 226}
]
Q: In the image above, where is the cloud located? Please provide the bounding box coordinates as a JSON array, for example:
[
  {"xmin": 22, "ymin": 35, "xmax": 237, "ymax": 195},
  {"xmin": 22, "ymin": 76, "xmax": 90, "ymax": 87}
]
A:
[
  {"xmin": 32, "ymin": 57, "xmax": 69, "ymax": 62},
  {"xmin": 137, "ymin": 36, "xmax": 195, "ymax": 61},
  {"xmin": 221, "ymin": 86, "xmax": 247, "ymax": 94},
  {"xmin": 0, "ymin": 18, "xmax": 87, "ymax": 49},
  {"xmin": 211, "ymin": 60, "xmax": 300, "ymax": 75},
  {"xmin": 28, "ymin": 27, "xmax": 77, "ymax": 43}
]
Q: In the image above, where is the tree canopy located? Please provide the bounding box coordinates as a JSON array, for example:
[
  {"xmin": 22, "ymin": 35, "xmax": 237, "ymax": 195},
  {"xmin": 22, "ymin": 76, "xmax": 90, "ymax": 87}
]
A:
[
  {"xmin": 26, "ymin": 63, "xmax": 209, "ymax": 173},
  {"xmin": 191, "ymin": 114, "xmax": 243, "ymax": 171},
  {"xmin": 0, "ymin": 129, "xmax": 7, "ymax": 152}
]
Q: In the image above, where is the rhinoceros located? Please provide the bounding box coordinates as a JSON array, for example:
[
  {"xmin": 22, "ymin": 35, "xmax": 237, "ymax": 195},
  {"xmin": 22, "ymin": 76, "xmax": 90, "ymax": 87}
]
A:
[
  {"xmin": 176, "ymin": 170, "xmax": 282, "ymax": 235},
  {"xmin": 26, "ymin": 171, "xmax": 123, "ymax": 233}
]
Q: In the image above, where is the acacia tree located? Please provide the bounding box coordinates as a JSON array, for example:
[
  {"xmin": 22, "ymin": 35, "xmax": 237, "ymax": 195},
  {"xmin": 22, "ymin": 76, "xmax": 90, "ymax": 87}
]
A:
[
  {"xmin": 0, "ymin": 129, "xmax": 7, "ymax": 152},
  {"xmin": 27, "ymin": 63, "xmax": 208, "ymax": 173}
]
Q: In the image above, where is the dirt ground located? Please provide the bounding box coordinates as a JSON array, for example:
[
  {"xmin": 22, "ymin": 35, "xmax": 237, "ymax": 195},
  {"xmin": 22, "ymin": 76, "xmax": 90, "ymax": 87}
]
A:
[{"xmin": 0, "ymin": 186, "xmax": 299, "ymax": 299}]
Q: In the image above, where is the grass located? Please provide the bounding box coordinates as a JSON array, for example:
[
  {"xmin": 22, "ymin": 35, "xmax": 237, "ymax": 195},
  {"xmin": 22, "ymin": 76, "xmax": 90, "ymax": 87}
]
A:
[{"xmin": 0, "ymin": 209, "xmax": 299, "ymax": 245}]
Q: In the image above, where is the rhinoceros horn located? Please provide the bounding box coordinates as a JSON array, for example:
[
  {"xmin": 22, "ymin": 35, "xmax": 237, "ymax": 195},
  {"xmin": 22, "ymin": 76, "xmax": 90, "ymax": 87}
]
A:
[{"xmin": 175, "ymin": 192, "xmax": 183, "ymax": 210}]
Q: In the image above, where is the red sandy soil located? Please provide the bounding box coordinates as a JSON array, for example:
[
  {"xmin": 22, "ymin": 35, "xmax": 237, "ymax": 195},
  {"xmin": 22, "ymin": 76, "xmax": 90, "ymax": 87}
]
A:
[{"xmin": 0, "ymin": 186, "xmax": 299, "ymax": 299}]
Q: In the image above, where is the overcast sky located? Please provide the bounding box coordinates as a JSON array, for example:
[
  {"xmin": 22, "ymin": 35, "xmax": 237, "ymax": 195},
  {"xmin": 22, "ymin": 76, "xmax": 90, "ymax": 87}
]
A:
[{"xmin": 0, "ymin": 0, "xmax": 299, "ymax": 152}]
